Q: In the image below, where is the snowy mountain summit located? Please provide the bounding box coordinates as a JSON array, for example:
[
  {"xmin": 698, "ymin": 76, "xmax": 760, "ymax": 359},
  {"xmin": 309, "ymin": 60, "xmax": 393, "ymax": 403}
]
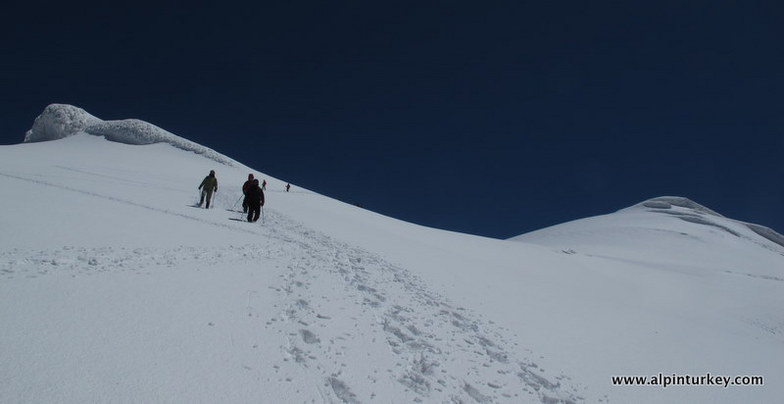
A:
[
  {"xmin": 516, "ymin": 195, "xmax": 784, "ymax": 252},
  {"xmin": 1, "ymin": 107, "xmax": 783, "ymax": 404},
  {"xmin": 24, "ymin": 103, "xmax": 236, "ymax": 165},
  {"xmin": 636, "ymin": 196, "xmax": 784, "ymax": 248}
]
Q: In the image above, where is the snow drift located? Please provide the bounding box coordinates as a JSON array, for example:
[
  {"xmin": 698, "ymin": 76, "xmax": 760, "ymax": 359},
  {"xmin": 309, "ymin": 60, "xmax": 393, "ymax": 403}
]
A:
[{"xmin": 1, "ymin": 105, "xmax": 783, "ymax": 404}]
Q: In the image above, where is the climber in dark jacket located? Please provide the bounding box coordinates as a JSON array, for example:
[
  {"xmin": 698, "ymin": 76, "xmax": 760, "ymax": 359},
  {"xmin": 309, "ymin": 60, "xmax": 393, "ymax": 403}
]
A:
[
  {"xmin": 198, "ymin": 170, "xmax": 218, "ymax": 209},
  {"xmin": 241, "ymin": 173, "xmax": 255, "ymax": 213},
  {"xmin": 246, "ymin": 179, "xmax": 265, "ymax": 222}
]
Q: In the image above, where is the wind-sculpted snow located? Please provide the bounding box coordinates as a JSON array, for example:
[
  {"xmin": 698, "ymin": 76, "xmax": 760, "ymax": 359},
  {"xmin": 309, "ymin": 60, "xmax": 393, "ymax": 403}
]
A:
[
  {"xmin": 745, "ymin": 223, "xmax": 784, "ymax": 249},
  {"xmin": 637, "ymin": 196, "xmax": 784, "ymax": 249},
  {"xmin": 24, "ymin": 104, "xmax": 101, "ymax": 142},
  {"xmin": 24, "ymin": 104, "xmax": 236, "ymax": 166},
  {"xmin": 638, "ymin": 196, "xmax": 724, "ymax": 217}
]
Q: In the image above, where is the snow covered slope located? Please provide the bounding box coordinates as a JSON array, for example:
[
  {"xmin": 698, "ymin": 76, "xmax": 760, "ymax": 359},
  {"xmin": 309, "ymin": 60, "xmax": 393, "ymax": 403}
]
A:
[
  {"xmin": 1, "ymin": 107, "xmax": 783, "ymax": 403},
  {"xmin": 512, "ymin": 196, "xmax": 784, "ymax": 280}
]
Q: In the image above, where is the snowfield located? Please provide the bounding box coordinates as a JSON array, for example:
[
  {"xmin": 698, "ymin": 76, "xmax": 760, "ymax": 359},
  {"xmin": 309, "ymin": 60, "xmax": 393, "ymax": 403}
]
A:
[{"xmin": 1, "ymin": 105, "xmax": 782, "ymax": 403}]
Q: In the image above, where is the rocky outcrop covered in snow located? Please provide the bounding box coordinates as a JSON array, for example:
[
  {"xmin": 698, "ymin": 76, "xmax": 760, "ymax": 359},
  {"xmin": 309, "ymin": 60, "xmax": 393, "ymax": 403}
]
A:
[{"xmin": 25, "ymin": 104, "xmax": 236, "ymax": 166}]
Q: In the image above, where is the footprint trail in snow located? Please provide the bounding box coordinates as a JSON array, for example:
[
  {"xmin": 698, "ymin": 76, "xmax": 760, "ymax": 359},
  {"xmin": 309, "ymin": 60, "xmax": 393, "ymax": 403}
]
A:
[{"xmin": 262, "ymin": 210, "xmax": 584, "ymax": 403}]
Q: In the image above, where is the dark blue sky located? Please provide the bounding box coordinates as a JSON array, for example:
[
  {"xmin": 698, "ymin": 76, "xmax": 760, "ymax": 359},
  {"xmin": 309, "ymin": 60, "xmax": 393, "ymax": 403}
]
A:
[{"xmin": 2, "ymin": 1, "xmax": 783, "ymax": 238}]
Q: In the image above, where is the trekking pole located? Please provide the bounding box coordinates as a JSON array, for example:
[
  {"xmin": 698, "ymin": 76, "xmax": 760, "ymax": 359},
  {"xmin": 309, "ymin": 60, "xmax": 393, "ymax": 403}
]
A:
[{"xmin": 230, "ymin": 195, "xmax": 243, "ymax": 212}]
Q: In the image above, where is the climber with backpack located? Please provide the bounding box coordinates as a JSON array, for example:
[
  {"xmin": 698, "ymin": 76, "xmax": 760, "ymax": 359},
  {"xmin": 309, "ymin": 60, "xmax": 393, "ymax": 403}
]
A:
[{"xmin": 197, "ymin": 170, "xmax": 218, "ymax": 209}]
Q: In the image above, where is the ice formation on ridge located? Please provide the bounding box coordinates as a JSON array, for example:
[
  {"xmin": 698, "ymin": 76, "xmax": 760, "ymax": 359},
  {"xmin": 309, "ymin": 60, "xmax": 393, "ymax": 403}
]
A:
[{"xmin": 25, "ymin": 104, "xmax": 236, "ymax": 166}]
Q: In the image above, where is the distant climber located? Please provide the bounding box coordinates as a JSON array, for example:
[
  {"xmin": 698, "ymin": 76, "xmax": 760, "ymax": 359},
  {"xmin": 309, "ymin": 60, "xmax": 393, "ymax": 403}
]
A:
[
  {"xmin": 286, "ymin": 183, "xmax": 291, "ymax": 192},
  {"xmin": 246, "ymin": 179, "xmax": 265, "ymax": 222},
  {"xmin": 242, "ymin": 173, "xmax": 255, "ymax": 213},
  {"xmin": 198, "ymin": 170, "xmax": 218, "ymax": 209},
  {"xmin": 261, "ymin": 179, "xmax": 267, "ymax": 191}
]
